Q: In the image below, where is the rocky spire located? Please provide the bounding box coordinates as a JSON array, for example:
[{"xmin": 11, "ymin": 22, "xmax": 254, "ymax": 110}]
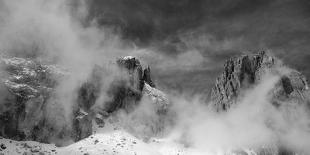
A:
[
  {"xmin": 211, "ymin": 51, "xmax": 309, "ymax": 111},
  {"xmin": 116, "ymin": 56, "xmax": 144, "ymax": 91},
  {"xmin": 143, "ymin": 66, "xmax": 156, "ymax": 88}
]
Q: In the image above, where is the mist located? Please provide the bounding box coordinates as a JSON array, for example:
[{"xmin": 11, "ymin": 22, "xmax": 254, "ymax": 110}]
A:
[
  {"xmin": 0, "ymin": 0, "xmax": 310, "ymax": 154},
  {"xmin": 0, "ymin": 0, "xmax": 140, "ymax": 144},
  {"xmin": 151, "ymin": 72, "xmax": 310, "ymax": 154}
]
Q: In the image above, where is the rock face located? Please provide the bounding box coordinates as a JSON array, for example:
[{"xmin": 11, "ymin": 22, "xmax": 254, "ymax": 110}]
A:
[
  {"xmin": 0, "ymin": 55, "xmax": 161, "ymax": 145},
  {"xmin": 0, "ymin": 57, "xmax": 72, "ymax": 144},
  {"xmin": 211, "ymin": 51, "xmax": 309, "ymax": 111},
  {"xmin": 103, "ymin": 56, "xmax": 157, "ymax": 113},
  {"xmin": 76, "ymin": 56, "xmax": 169, "ymax": 140},
  {"xmin": 116, "ymin": 56, "xmax": 156, "ymax": 90},
  {"xmin": 111, "ymin": 56, "xmax": 169, "ymax": 138},
  {"xmin": 73, "ymin": 56, "xmax": 159, "ymax": 143},
  {"xmin": 73, "ymin": 65, "xmax": 103, "ymax": 142},
  {"xmin": 141, "ymin": 83, "xmax": 170, "ymax": 136},
  {"xmin": 210, "ymin": 51, "xmax": 310, "ymax": 155}
]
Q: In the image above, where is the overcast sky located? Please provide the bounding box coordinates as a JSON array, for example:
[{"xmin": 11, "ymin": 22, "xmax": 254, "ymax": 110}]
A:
[{"xmin": 86, "ymin": 0, "xmax": 310, "ymax": 94}]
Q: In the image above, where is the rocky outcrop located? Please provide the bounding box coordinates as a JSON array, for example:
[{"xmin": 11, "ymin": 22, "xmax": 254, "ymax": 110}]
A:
[
  {"xmin": 210, "ymin": 51, "xmax": 309, "ymax": 155},
  {"xmin": 103, "ymin": 56, "xmax": 157, "ymax": 113},
  {"xmin": 116, "ymin": 56, "xmax": 155, "ymax": 89},
  {"xmin": 0, "ymin": 57, "xmax": 72, "ymax": 144},
  {"xmin": 0, "ymin": 55, "xmax": 166, "ymax": 145},
  {"xmin": 72, "ymin": 56, "xmax": 161, "ymax": 142},
  {"xmin": 72, "ymin": 56, "xmax": 157, "ymax": 143},
  {"xmin": 78, "ymin": 56, "xmax": 169, "ymax": 139},
  {"xmin": 211, "ymin": 51, "xmax": 309, "ymax": 111},
  {"xmin": 141, "ymin": 83, "xmax": 170, "ymax": 136},
  {"xmin": 143, "ymin": 66, "xmax": 156, "ymax": 88},
  {"xmin": 73, "ymin": 65, "xmax": 103, "ymax": 141},
  {"xmin": 73, "ymin": 56, "xmax": 160, "ymax": 143}
]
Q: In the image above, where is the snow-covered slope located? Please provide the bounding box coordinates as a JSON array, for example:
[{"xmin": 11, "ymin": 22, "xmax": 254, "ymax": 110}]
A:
[
  {"xmin": 0, "ymin": 130, "xmax": 181, "ymax": 155},
  {"xmin": 1, "ymin": 129, "xmax": 268, "ymax": 155}
]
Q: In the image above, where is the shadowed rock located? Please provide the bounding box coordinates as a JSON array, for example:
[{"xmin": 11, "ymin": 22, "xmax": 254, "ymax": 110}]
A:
[
  {"xmin": 73, "ymin": 65, "xmax": 103, "ymax": 141},
  {"xmin": 0, "ymin": 55, "xmax": 166, "ymax": 146},
  {"xmin": 103, "ymin": 56, "xmax": 156, "ymax": 113},
  {"xmin": 0, "ymin": 57, "xmax": 72, "ymax": 144},
  {"xmin": 143, "ymin": 66, "xmax": 156, "ymax": 88},
  {"xmin": 74, "ymin": 56, "xmax": 166, "ymax": 139},
  {"xmin": 211, "ymin": 51, "xmax": 309, "ymax": 112},
  {"xmin": 210, "ymin": 51, "xmax": 309, "ymax": 155}
]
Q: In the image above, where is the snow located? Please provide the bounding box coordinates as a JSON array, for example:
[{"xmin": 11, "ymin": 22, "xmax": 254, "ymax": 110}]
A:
[
  {"xmin": 122, "ymin": 56, "xmax": 135, "ymax": 60},
  {"xmin": 3, "ymin": 80, "xmax": 38, "ymax": 97},
  {"xmin": 143, "ymin": 83, "xmax": 169, "ymax": 106},
  {"xmin": 63, "ymin": 131, "xmax": 160, "ymax": 155},
  {"xmin": 0, "ymin": 137, "xmax": 57, "ymax": 155},
  {"xmin": 0, "ymin": 117, "xmax": 192, "ymax": 155},
  {"xmin": 0, "ymin": 128, "xmax": 260, "ymax": 155},
  {"xmin": 0, "ymin": 130, "xmax": 160, "ymax": 155},
  {"xmin": 2, "ymin": 57, "xmax": 33, "ymax": 66}
]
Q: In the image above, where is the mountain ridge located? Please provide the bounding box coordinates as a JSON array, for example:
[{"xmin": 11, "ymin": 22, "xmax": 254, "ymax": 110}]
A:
[
  {"xmin": 211, "ymin": 51, "xmax": 309, "ymax": 111},
  {"xmin": 0, "ymin": 55, "xmax": 166, "ymax": 146},
  {"xmin": 0, "ymin": 52, "xmax": 309, "ymax": 154}
]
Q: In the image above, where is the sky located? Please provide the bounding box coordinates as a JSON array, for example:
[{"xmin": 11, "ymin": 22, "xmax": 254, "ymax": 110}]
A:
[{"xmin": 84, "ymin": 0, "xmax": 310, "ymax": 94}]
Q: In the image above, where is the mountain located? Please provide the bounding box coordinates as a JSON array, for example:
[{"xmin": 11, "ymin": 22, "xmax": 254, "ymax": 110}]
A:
[
  {"xmin": 0, "ymin": 57, "xmax": 73, "ymax": 144},
  {"xmin": 210, "ymin": 51, "xmax": 310, "ymax": 154},
  {"xmin": 0, "ymin": 52, "xmax": 309, "ymax": 155},
  {"xmin": 0, "ymin": 55, "xmax": 168, "ymax": 147},
  {"xmin": 211, "ymin": 51, "xmax": 309, "ymax": 111}
]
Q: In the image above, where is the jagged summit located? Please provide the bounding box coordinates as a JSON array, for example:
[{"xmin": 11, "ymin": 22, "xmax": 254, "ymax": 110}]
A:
[
  {"xmin": 211, "ymin": 51, "xmax": 309, "ymax": 111},
  {"xmin": 122, "ymin": 55, "xmax": 135, "ymax": 60},
  {"xmin": 117, "ymin": 56, "xmax": 155, "ymax": 89},
  {"xmin": 209, "ymin": 51, "xmax": 310, "ymax": 155},
  {"xmin": 117, "ymin": 56, "xmax": 141, "ymax": 71}
]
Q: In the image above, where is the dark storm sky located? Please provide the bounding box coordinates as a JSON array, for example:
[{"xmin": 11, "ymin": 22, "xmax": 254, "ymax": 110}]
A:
[{"xmin": 87, "ymin": 0, "xmax": 310, "ymax": 94}]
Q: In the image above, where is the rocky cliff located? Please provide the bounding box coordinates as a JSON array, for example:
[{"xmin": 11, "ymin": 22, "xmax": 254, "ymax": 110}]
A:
[
  {"xmin": 0, "ymin": 57, "xmax": 71, "ymax": 144},
  {"xmin": 0, "ymin": 55, "xmax": 165, "ymax": 146},
  {"xmin": 211, "ymin": 51, "xmax": 309, "ymax": 112},
  {"xmin": 210, "ymin": 51, "xmax": 310, "ymax": 154},
  {"xmin": 104, "ymin": 56, "xmax": 156, "ymax": 113}
]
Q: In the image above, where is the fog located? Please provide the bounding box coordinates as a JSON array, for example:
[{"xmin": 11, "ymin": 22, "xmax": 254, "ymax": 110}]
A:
[
  {"xmin": 0, "ymin": 0, "xmax": 310, "ymax": 154},
  {"xmin": 166, "ymin": 73, "xmax": 310, "ymax": 153},
  {"xmin": 0, "ymin": 0, "xmax": 138, "ymax": 143}
]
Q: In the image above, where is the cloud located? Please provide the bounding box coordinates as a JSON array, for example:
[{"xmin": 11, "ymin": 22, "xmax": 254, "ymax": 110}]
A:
[
  {"xmin": 0, "ymin": 0, "xmax": 141, "ymax": 144},
  {"xmin": 160, "ymin": 71, "xmax": 310, "ymax": 154}
]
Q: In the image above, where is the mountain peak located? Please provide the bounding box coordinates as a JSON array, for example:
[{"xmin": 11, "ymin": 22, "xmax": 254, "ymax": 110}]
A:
[
  {"xmin": 211, "ymin": 51, "xmax": 309, "ymax": 111},
  {"xmin": 122, "ymin": 55, "xmax": 135, "ymax": 60}
]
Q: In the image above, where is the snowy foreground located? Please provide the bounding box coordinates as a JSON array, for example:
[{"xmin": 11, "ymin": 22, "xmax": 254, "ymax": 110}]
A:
[
  {"xmin": 0, "ymin": 124, "xmax": 252, "ymax": 155},
  {"xmin": 0, "ymin": 131, "xmax": 256, "ymax": 155},
  {"xmin": 0, "ymin": 130, "xmax": 198, "ymax": 155}
]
